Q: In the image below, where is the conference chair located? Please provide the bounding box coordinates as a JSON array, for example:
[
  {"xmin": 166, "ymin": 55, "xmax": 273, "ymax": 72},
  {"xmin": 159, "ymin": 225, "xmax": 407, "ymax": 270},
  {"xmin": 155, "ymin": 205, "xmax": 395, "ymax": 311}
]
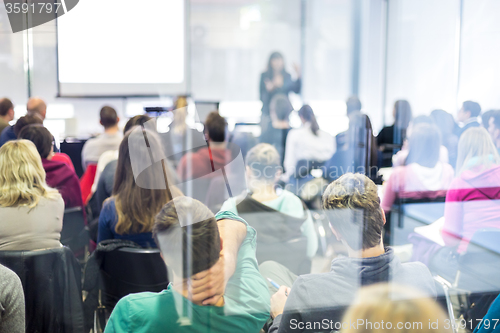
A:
[
  {"xmin": 0, "ymin": 246, "xmax": 85, "ymax": 333},
  {"xmin": 80, "ymin": 163, "xmax": 97, "ymax": 204},
  {"xmin": 61, "ymin": 206, "xmax": 90, "ymax": 262}
]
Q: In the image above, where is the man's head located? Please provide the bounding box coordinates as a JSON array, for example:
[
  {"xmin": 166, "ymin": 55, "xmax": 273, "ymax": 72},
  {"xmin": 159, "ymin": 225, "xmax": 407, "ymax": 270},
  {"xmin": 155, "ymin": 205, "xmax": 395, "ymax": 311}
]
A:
[
  {"xmin": 204, "ymin": 111, "xmax": 226, "ymax": 143},
  {"xmin": 488, "ymin": 111, "xmax": 500, "ymax": 147},
  {"xmin": 0, "ymin": 98, "xmax": 14, "ymax": 122},
  {"xmin": 153, "ymin": 197, "xmax": 221, "ymax": 279},
  {"xmin": 18, "ymin": 125, "xmax": 53, "ymax": 159},
  {"xmin": 100, "ymin": 106, "xmax": 119, "ymax": 130},
  {"xmin": 26, "ymin": 97, "xmax": 47, "ymax": 121},
  {"xmin": 270, "ymin": 94, "xmax": 293, "ymax": 122},
  {"xmin": 458, "ymin": 101, "xmax": 481, "ymax": 122},
  {"xmin": 346, "ymin": 96, "xmax": 362, "ymax": 115},
  {"xmin": 13, "ymin": 115, "xmax": 43, "ymax": 137},
  {"xmin": 322, "ymin": 173, "xmax": 385, "ymax": 251}
]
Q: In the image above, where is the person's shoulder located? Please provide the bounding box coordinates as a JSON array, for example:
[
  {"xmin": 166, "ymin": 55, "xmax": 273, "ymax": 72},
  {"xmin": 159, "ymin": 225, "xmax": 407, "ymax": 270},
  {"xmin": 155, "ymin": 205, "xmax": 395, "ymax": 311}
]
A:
[
  {"xmin": 0, "ymin": 264, "xmax": 21, "ymax": 285},
  {"xmin": 102, "ymin": 197, "xmax": 117, "ymax": 211},
  {"xmin": 397, "ymin": 261, "xmax": 436, "ymax": 295}
]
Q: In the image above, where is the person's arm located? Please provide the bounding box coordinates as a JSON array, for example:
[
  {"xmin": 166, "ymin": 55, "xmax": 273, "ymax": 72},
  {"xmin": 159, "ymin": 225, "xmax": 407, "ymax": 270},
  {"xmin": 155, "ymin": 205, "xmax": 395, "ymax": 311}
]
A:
[
  {"xmin": 282, "ymin": 130, "xmax": 297, "ymax": 181},
  {"xmin": 0, "ymin": 271, "xmax": 25, "ymax": 333},
  {"xmin": 97, "ymin": 200, "xmax": 116, "ymax": 243},
  {"xmin": 269, "ymin": 277, "xmax": 307, "ymax": 333}
]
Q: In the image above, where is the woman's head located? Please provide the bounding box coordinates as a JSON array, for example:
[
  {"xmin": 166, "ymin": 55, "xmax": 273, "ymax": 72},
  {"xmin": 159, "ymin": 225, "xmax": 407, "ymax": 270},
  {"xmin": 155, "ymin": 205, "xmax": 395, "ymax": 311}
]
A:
[
  {"xmin": 431, "ymin": 109, "xmax": 455, "ymax": 136},
  {"xmin": 342, "ymin": 283, "xmax": 450, "ymax": 333},
  {"xmin": 267, "ymin": 52, "xmax": 285, "ymax": 73},
  {"xmin": 393, "ymin": 100, "xmax": 413, "ymax": 130},
  {"xmin": 245, "ymin": 143, "xmax": 281, "ymax": 188},
  {"xmin": 0, "ymin": 140, "xmax": 58, "ymax": 208},
  {"xmin": 406, "ymin": 123, "xmax": 441, "ymax": 168},
  {"xmin": 18, "ymin": 125, "xmax": 53, "ymax": 159},
  {"xmin": 456, "ymin": 127, "xmax": 500, "ymax": 174},
  {"xmin": 123, "ymin": 114, "xmax": 151, "ymax": 135},
  {"xmin": 270, "ymin": 94, "xmax": 293, "ymax": 122},
  {"xmin": 298, "ymin": 105, "xmax": 320, "ymax": 136}
]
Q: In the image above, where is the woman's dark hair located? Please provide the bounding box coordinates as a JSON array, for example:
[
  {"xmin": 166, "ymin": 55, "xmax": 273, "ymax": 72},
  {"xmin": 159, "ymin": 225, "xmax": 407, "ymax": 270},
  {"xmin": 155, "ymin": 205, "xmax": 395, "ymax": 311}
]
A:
[
  {"xmin": 348, "ymin": 114, "xmax": 378, "ymax": 169},
  {"xmin": 266, "ymin": 52, "xmax": 285, "ymax": 75},
  {"xmin": 18, "ymin": 125, "xmax": 53, "ymax": 159},
  {"xmin": 13, "ymin": 115, "xmax": 43, "ymax": 136},
  {"xmin": 123, "ymin": 114, "xmax": 151, "ymax": 134},
  {"xmin": 298, "ymin": 105, "xmax": 320, "ymax": 136},
  {"xmin": 406, "ymin": 123, "xmax": 441, "ymax": 168},
  {"xmin": 431, "ymin": 109, "xmax": 456, "ymax": 136},
  {"xmin": 393, "ymin": 100, "xmax": 412, "ymax": 145}
]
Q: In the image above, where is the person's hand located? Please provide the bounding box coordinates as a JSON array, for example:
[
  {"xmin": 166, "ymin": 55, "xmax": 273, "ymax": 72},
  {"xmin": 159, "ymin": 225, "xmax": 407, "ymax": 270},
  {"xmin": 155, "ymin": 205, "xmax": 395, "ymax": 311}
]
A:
[
  {"xmin": 293, "ymin": 63, "xmax": 301, "ymax": 77},
  {"xmin": 264, "ymin": 78, "xmax": 274, "ymax": 92},
  {"xmin": 270, "ymin": 286, "xmax": 291, "ymax": 318},
  {"xmin": 273, "ymin": 74, "xmax": 284, "ymax": 88},
  {"xmin": 189, "ymin": 256, "xmax": 226, "ymax": 306}
]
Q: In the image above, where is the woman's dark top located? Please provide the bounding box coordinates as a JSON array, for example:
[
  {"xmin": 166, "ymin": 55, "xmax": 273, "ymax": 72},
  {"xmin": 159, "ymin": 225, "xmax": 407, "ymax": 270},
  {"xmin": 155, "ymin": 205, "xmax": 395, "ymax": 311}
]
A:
[
  {"xmin": 377, "ymin": 125, "xmax": 405, "ymax": 168},
  {"xmin": 259, "ymin": 71, "xmax": 301, "ymax": 117}
]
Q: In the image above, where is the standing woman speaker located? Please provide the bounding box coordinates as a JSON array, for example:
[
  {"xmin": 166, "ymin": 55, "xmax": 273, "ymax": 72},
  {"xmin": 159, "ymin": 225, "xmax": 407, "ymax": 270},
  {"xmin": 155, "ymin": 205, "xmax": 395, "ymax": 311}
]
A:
[{"xmin": 260, "ymin": 52, "xmax": 301, "ymax": 138}]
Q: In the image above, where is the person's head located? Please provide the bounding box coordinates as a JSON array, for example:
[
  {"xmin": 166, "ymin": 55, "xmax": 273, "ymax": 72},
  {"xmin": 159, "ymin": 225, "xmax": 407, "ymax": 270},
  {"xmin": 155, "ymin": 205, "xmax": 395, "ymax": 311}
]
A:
[
  {"xmin": 153, "ymin": 197, "xmax": 220, "ymax": 280},
  {"xmin": 322, "ymin": 173, "xmax": 385, "ymax": 251},
  {"xmin": 26, "ymin": 97, "xmax": 47, "ymax": 121},
  {"xmin": 406, "ymin": 123, "xmax": 441, "ymax": 168},
  {"xmin": 342, "ymin": 283, "xmax": 450, "ymax": 333},
  {"xmin": 99, "ymin": 106, "xmax": 119, "ymax": 130},
  {"xmin": 245, "ymin": 143, "xmax": 281, "ymax": 190},
  {"xmin": 488, "ymin": 111, "xmax": 500, "ymax": 147},
  {"xmin": 346, "ymin": 96, "xmax": 362, "ymax": 115},
  {"xmin": 458, "ymin": 101, "xmax": 481, "ymax": 122},
  {"xmin": 456, "ymin": 127, "xmax": 500, "ymax": 175},
  {"xmin": 270, "ymin": 94, "xmax": 293, "ymax": 122},
  {"xmin": 123, "ymin": 114, "xmax": 151, "ymax": 135},
  {"xmin": 0, "ymin": 140, "xmax": 58, "ymax": 208},
  {"xmin": 13, "ymin": 115, "xmax": 43, "ymax": 137},
  {"xmin": 298, "ymin": 105, "xmax": 320, "ymax": 136},
  {"xmin": 431, "ymin": 109, "xmax": 456, "ymax": 136},
  {"xmin": 174, "ymin": 95, "xmax": 188, "ymax": 110},
  {"xmin": 204, "ymin": 111, "xmax": 226, "ymax": 143},
  {"xmin": 393, "ymin": 100, "xmax": 412, "ymax": 130},
  {"xmin": 482, "ymin": 110, "xmax": 497, "ymax": 129},
  {"xmin": 113, "ymin": 128, "xmax": 176, "ymax": 235},
  {"xmin": 18, "ymin": 125, "xmax": 53, "ymax": 159},
  {"xmin": 267, "ymin": 52, "xmax": 285, "ymax": 74},
  {"xmin": 0, "ymin": 98, "xmax": 14, "ymax": 122},
  {"xmin": 406, "ymin": 115, "xmax": 434, "ymax": 139}
]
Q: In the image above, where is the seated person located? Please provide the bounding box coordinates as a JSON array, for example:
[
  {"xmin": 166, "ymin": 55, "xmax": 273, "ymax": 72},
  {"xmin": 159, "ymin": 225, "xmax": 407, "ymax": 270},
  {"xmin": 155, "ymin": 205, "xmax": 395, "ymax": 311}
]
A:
[
  {"xmin": 98, "ymin": 128, "xmax": 180, "ymax": 247},
  {"xmin": 18, "ymin": 125, "xmax": 84, "ymax": 210},
  {"xmin": 342, "ymin": 283, "xmax": 450, "ymax": 333},
  {"xmin": 0, "ymin": 98, "xmax": 46, "ymax": 147},
  {"xmin": 81, "ymin": 106, "xmax": 122, "ymax": 170},
  {"xmin": 0, "ymin": 264, "xmax": 25, "ymax": 333},
  {"xmin": 0, "ymin": 140, "xmax": 64, "ymax": 251},
  {"xmin": 455, "ymin": 100, "xmax": 481, "ymax": 137},
  {"xmin": 264, "ymin": 173, "xmax": 436, "ymax": 333},
  {"xmin": 221, "ymin": 143, "xmax": 318, "ymax": 262},
  {"xmin": 177, "ymin": 111, "xmax": 232, "ymax": 181},
  {"xmin": 0, "ymin": 97, "xmax": 14, "ymax": 134},
  {"xmin": 475, "ymin": 294, "xmax": 500, "ymax": 333},
  {"xmin": 382, "ymin": 123, "xmax": 454, "ymax": 211},
  {"xmin": 104, "ymin": 197, "xmax": 270, "ymax": 333}
]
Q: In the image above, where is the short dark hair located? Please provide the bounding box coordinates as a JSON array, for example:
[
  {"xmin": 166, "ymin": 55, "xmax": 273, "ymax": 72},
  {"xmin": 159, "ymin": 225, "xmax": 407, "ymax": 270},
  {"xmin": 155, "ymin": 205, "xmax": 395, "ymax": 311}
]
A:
[
  {"xmin": 346, "ymin": 96, "xmax": 362, "ymax": 115},
  {"xmin": 322, "ymin": 173, "xmax": 384, "ymax": 251},
  {"xmin": 463, "ymin": 101, "xmax": 481, "ymax": 117},
  {"xmin": 18, "ymin": 125, "xmax": 53, "ymax": 159},
  {"xmin": 270, "ymin": 94, "xmax": 293, "ymax": 121},
  {"xmin": 100, "ymin": 106, "xmax": 118, "ymax": 128},
  {"xmin": 490, "ymin": 111, "xmax": 500, "ymax": 132},
  {"xmin": 204, "ymin": 111, "xmax": 226, "ymax": 142},
  {"xmin": 482, "ymin": 110, "xmax": 497, "ymax": 129},
  {"xmin": 153, "ymin": 197, "xmax": 220, "ymax": 277},
  {"xmin": 14, "ymin": 115, "xmax": 43, "ymax": 137},
  {"xmin": 123, "ymin": 114, "xmax": 151, "ymax": 134},
  {"xmin": 0, "ymin": 98, "xmax": 13, "ymax": 117}
]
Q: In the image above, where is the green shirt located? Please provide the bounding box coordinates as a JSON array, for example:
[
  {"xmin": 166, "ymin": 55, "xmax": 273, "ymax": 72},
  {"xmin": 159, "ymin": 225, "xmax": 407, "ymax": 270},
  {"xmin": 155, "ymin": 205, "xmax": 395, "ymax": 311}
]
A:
[{"xmin": 104, "ymin": 211, "xmax": 270, "ymax": 333}]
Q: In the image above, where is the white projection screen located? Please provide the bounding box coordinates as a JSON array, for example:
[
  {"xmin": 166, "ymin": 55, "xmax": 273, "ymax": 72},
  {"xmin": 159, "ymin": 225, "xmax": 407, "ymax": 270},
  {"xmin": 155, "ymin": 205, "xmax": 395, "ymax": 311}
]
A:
[{"xmin": 57, "ymin": 0, "xmax": 187, "ymax": 96}]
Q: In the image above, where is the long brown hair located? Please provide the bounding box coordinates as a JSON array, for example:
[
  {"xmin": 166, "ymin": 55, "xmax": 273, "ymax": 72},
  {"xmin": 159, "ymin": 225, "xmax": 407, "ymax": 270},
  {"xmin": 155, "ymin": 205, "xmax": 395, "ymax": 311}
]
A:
[
  {"xmin": 113, "ymin": 127, "xmax": 178, "ymax": 235},
  {"xmin": 298, "ymin": 105, "xmax": 320, "ymax": 136}
]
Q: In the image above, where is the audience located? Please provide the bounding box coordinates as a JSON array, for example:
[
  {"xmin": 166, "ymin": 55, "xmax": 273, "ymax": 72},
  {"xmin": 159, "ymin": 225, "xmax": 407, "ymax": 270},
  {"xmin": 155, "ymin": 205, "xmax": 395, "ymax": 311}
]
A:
[
  {"xmin": 0, "ymin": 114, "xmax": 43, "ymax": 147},
  {"xmin": 455, "ymin": 100, "xmax": 481, "ymax": 137},
  {"xmin": 104, "ymin": 197, "xmax": 270, "ymax": 333},
  {"xmin": 431, "ymin": 109, "xmax": 459, "ymax": 168},
  {"xmin": 0, "ymin": 140, "xmax": 64, "ymax": 250},
  {"xmin": 81, "ymin": 106, "xmax": 122, "ymax": 170},
  {"xmin": 0, "ymin": 98, "xmax": 14, "ymax": 134},
  {"xmin": 487, "ymin": 110, "xmax": 500, "ymax": 154},
  {"xmin": 0, "ymin": 264, "xmax": 25, "ymax": 333},
  {"xmin": 382, "ymin": 123, "xmax": 454, "ymax": 211},
  {"xmin": 18, "ymin": 125, "xmax": 84, "ymax": 210},
  {"xmin": 335, "ymin": 96, "xmax": 363, "ymax": 151},
  {"xmin": 377, "ymin": 100, "xmax": 413, "ymax": 167},
  {"xmin": 482, "ymin": 109, "xmax": 497, "ymax": 130},
  {"xmin": 26, "ymin": 97, "xmax": 47, "ymax": 120},
  {"xmin": 264, "ymin": 173, "xmax": 436, "ymax": 333},
  {"xmin": 98, "ymin": 128, "xmax": 180, "ymax": 247},
  {"xmin": 342, "ymin": 284, "xmax": 451, "ymax": 333}
]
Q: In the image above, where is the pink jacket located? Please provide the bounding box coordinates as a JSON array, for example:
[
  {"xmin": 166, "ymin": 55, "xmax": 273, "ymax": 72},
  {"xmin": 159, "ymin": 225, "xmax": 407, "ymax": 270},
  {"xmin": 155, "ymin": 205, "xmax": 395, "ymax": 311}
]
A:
[{"xmin": 443, "ymin": 165, "xmax": 500, "ymax": 253}]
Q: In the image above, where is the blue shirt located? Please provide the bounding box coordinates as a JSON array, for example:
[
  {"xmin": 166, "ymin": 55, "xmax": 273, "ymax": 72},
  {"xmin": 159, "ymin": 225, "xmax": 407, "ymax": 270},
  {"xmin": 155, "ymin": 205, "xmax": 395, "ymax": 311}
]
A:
[
  {"xmin": 97, "ymin": 198, "xmax": 157, "ymax": 248},
  {"xmin": 0, "ymin": 126, "xmax": 16, "ymax": 147}
]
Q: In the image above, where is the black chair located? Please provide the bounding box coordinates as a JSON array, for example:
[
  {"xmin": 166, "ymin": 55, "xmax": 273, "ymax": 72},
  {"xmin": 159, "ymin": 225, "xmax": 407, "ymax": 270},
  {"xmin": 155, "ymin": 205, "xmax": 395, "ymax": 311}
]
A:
[
  {"xmin": 0, "ymin": 246, "xmax": 85, "ymax": 333},
  {"xmin": 61, "ymin": 206, "xmax": 90, "ymax": 261}
]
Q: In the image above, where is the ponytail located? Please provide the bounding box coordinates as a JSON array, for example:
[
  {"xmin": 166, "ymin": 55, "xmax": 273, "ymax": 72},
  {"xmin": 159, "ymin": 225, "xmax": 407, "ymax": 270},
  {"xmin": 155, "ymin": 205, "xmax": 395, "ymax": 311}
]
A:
[{"xmin": 299, "ymin": 105, "xmax": 320, "ymax": 135}]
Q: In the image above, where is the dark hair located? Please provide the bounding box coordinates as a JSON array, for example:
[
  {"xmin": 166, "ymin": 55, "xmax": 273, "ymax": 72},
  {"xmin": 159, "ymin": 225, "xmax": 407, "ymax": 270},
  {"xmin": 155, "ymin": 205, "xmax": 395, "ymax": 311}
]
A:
[
  {"xmin": 346, "ymin": 96, "xmax": 362, "ymax": 115},
  {"xmin": 0, "ymin": 98, "xmax": 13, "ymax": 117},
  {"xmin": 490, "ymin": 111, "xmax": 500, "ymax": 132},
  {"xmin": 406, "ymin": 123, "xmax": 441, "ymax": 168},
  {"xmin": 100, "ymin": 106, "xmax": 118, "ymax": 129},
  {"xmin": 298, "ymin": 105, "xmax": 320, "ymax": 136},
  {"xmin": 123, "ymin": 114, "xmax": 151, "ymax": 134},
  {"xmin": 322, "ymin": 173, "xmax": 384, "ymax": 251},
  {"xmin": 270, "ymin": 94, "xmax": 293, "ymax": 121},
  {"xmin": 394, "ymin": 100, "xmax": 412, "ymax": 129},
  {"xmin": 431, "ymin": 109, "xmax": 456, "ymax": 135},
  {"xmin": 412, "ymin": 115, "xmax": 433, "ymax": 126},
  {"xmin": 348, "ymin": 114, "xmax": 378, "ymax": 168},
  {"xmin": 204, "ymin": 111, "xmax": 226, "ymax": 142},
  {"xmin": 18, "ymin": 125, "xmax": 53, "ymax": 159},
  {"xmin": 153, "ymin": 197, "xmax": 220, "ymax": 277},
  {"xmin": 266, "ymin": 52, "xmax": 285, "ymax": 75},
  {"xmin": 13, "ymin": 115, "xmax": 43, "ymax": 137},
  {"xmin": 482, "ymin": 110, "xmax": 497, "ymax": 129},
  {"xmin": 463, "ymin": 101, "xmax": 481, "ymax": 118}
]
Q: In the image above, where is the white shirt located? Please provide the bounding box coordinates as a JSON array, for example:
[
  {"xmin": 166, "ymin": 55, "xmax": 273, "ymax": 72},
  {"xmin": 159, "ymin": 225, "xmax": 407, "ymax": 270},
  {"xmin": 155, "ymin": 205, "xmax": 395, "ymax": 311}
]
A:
[
  {"xmin": 283, "ymin": 122, "xmax": 335, "ymax": 180},
  {"xmin": 81, "ymin": 132, "xmax": 122, "ymax": 170}
]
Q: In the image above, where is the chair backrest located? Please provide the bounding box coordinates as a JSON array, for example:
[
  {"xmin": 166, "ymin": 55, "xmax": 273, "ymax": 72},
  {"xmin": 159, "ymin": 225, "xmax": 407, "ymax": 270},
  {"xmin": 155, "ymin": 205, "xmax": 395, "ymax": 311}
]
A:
[
  {"xmin": 61, "ymin": 206, "xmax": 90, "ymax": 256},
  {"xmin": 0, "ymin": 246, "xmax": 84, "ymax": 333},
  {"xmin": 80, "ymin": 164, "xmax": 97, "ymax": 204},
  {"xmin": 100, "ymin": 247, "xmax": 169, "ymax": 308}
]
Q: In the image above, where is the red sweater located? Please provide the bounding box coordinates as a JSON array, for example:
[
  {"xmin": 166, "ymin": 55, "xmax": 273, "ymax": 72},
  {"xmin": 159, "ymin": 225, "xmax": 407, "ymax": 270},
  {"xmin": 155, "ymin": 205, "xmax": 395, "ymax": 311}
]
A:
[{"xmin": 42, "ymin": 158, "xmax": 84, "ymax": 211}]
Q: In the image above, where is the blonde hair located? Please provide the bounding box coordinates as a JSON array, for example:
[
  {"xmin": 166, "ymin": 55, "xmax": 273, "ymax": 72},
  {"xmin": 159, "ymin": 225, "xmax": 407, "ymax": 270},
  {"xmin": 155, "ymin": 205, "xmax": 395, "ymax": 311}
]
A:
[
  {"xmin": 0, "ymin": 140, "xmax": 59, "ymax": 208},
  {"xmin": 342, "ymin": 283, "xmax": 451, "ymax": 333},
  {"xmin": 172, "ymin": 96, "xmax": 188, "ymax": 135},
  {"xmin": 456, "ymin": 127, "xmax": 500, "ymax": 175},
  {"xmin": 245, "ymin": 143, "xmax": 281, "ymax": 182}
]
